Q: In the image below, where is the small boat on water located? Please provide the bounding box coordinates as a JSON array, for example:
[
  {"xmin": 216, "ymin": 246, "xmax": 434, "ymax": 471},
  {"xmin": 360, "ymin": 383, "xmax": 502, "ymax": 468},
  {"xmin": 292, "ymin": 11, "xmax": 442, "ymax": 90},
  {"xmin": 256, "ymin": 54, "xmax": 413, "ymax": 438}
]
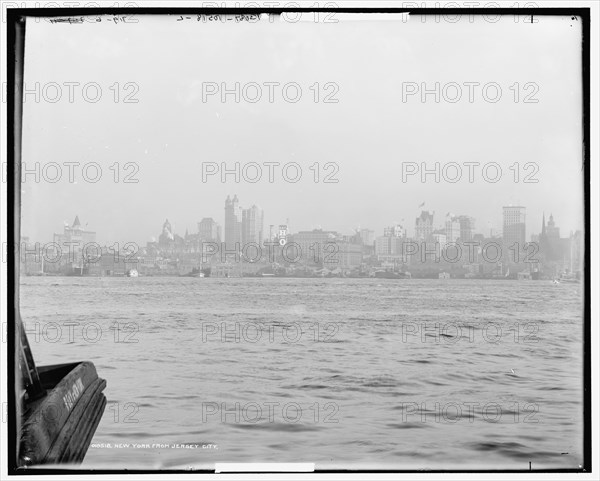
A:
[
  {"xmin": 125, "ymin": 268, "xmax": 139, "ymax": 277},
  {"xmin": 374, "ymin": 270, "xmax": 411, "ymax": 279},
  {"xmin": 181, "ymin": 267, "xmax": 210, "ymax": 278},
  {"xmin": 18, "ymin": 319, "xmax": 106, "ymax": 466},
  {"xmin": 558, "ymin": 271, "xmax": 580, "ymax": 284}
]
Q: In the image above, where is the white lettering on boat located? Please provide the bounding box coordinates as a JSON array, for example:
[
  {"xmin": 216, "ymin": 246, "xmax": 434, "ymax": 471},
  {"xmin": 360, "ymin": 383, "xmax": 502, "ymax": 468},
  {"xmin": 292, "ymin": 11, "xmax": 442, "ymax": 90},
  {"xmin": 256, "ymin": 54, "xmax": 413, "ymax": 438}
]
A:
[{"xmin": 62, "ymin": 377, "xmax": 85, "ymax": 411}]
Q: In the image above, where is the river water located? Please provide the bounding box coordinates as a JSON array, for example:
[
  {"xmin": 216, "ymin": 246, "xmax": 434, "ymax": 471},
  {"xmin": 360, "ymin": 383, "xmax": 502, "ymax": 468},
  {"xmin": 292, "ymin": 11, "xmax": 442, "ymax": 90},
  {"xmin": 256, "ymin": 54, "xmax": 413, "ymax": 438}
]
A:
[{"xmin": 19, "ymin": 277, "xmax": 584, "ymax": 470}]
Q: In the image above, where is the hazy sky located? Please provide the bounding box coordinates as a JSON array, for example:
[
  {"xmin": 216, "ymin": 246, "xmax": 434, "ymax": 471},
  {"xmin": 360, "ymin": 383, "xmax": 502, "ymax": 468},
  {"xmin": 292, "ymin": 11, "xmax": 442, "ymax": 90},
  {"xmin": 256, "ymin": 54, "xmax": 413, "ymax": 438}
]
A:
[{"xmin": 19, "ymin": 13, "xmax": 584, "ymax": 245}]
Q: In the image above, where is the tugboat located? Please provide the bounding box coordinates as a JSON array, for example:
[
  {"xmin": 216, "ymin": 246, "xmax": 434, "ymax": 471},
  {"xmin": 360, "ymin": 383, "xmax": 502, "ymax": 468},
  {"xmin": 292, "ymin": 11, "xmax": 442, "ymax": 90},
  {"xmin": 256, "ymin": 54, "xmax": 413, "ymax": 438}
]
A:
[{"xmin": 18, "ymin": 317, "xmax": 107, "ymax": 465}]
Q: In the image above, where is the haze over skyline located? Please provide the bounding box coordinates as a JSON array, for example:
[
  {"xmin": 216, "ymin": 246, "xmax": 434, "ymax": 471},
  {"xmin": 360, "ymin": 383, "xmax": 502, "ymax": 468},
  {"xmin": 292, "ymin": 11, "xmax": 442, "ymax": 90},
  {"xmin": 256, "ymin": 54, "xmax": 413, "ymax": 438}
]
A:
[
  {"xmin": 18, "ymin": 13, "xmax": 584, "ymax": 245},
  {"xmin": 22, "ymin": 197, "xmax": 578, "ymax": 247}
]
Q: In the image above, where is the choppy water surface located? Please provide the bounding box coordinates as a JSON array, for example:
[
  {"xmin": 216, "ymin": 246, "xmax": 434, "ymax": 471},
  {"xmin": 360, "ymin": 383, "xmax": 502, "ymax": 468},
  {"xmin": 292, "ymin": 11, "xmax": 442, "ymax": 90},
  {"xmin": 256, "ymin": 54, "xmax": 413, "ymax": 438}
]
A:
[{"xmin": 19, "ymin": 277, "xmax": 584, "ymax": 470}]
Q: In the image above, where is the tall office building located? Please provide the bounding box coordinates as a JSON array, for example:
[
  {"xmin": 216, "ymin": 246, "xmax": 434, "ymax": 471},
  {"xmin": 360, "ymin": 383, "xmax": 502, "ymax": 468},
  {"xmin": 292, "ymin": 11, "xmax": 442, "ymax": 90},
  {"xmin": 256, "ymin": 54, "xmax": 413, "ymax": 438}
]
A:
[
  {"xmin": 457, "ymin": 215, "xmax": 475, "ymax": 242},
  {"xmin": 198, "ymin": 217, "xmax": 221, "ymax": 243},
  {"xmin": 224, "ymin": 195, "xmax": 242, "ymax": 251},
  {"xmin": 359, "ymin": 229, "xmax": 375, "ymax": 246},
  {"xmin": 539, "ymin": 213, "xmax": 563, "ymax": 262},
  {"xmin": 444, "ymin": 218, "xmax": 461, "ymax": 244},
  {"xmin": 502, "ymin": 206, "xmax": 526, "ymax": 247},
  {"xmin": 241, "ymin": 205, "xmax": 264, "ymax": 246},
  {"xmin": 376, "ymin": 224, "xmax": 406, "ymax": 258},
  {"xmin": 415, "ymin": 211, "xmax": 434, "ymax": 241}
]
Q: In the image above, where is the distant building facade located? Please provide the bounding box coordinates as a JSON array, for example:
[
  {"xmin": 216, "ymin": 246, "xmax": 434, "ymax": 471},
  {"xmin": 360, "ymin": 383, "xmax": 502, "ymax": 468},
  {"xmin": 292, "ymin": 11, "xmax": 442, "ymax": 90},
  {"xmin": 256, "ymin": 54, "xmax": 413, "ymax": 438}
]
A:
[
  {"xmin": 502, "ymin": 206, "xmax": 526, "ymax": 248},
  {"xmin": 224, "ymin": 195, "xmax": 242, "ymax": 251},
  {"xmin": 444, "ymin": 218, "xmax": 461, "ymax": 244},
  {"xmin": 290, "ymin": 229, "xmax": 339, "ymax": 265},
  {"xmin": 241, "ymin": 205, "xmax": 264, "ymax": 246},
  {"xmin": 53, "ymin": 215, "xmax": 96, "ymax": 251},
  {"xmin": 225, "ymin": 195, "xmax": 263, "ymax": 251},
  {"xmin": 415, "ymin": 211, "xmax": 434, "ymax": 241},
  {"xmin": 359, "ymin": 229, "xmax": 375, "ymax": 246},
  {"xmin": 198, "ymin": 217, "xmax": 221, "ymax": 243},
  {"xmin": 457, "ymin": 215, "xmax": 475, "ymax": 242},
  {"xmin": 375, "ymin": 224, "xmax": 407, "ymax": 259}
]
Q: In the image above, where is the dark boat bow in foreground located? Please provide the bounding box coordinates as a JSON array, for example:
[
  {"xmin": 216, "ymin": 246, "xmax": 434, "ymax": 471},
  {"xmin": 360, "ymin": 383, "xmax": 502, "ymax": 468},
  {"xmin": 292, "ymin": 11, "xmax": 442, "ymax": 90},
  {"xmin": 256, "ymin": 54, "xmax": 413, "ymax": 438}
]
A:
[{"xmin": 18, "ymin": 321, "xmax": 107, "ymax": 466}]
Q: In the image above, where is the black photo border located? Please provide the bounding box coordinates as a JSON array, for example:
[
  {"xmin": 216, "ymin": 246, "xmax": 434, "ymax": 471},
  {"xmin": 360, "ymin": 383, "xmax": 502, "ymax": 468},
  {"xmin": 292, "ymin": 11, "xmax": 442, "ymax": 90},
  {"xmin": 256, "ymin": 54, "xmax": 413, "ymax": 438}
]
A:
[{"xmin": 6, "ymin": 4, "xmax": 592, "ymax": 475}]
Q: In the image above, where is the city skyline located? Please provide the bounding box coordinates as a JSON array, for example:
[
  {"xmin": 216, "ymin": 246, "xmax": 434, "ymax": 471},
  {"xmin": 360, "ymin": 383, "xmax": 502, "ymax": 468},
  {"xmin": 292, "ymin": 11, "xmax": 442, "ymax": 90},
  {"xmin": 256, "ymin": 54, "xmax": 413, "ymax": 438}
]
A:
[
  {"xmin": 23, "ymin": 197, "xmax": 582, "ymax": 248},
  {"xmin": 19, "ymin": 179, "xmax": 585, "ymax": 246},
  {"xmin": 19, "ymin": 199, "xmax": 584, "ymax": 281}
]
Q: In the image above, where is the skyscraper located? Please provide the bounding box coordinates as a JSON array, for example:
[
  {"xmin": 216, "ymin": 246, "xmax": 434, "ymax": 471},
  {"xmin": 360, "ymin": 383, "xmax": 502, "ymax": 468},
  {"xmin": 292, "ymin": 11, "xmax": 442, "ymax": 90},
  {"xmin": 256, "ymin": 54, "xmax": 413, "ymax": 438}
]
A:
[
  {"xmin": 415, "ymin": 211, "xmax": 434, "ymax": 241},
  {"xmin": 539, "ymin": 213, "xmax": 562, "ymax": 262},
  {"xmin": 242, "ymin": 205, "xmax": 264, "ymax": 246},
  {"xmin": 457, "ymin": 215, "xmax": 475, "ymax": 242},
  {"xmin": 502, "ymin": 206, "xmax": 526, "ymax": 247},
  {"xmin": 359, "ymin": 229, "xmax": 375, "ymax": 246},
  {"xmin": 224, "ymin": 195, "xmax": 242, "ymax": 251},
  {"xmin": 444, "ymin": 217, "xmax": 461, "ymax": 244},
  {"xmin": 198, "ymin": 217, "xmax": 221, "ymax": 243}
]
